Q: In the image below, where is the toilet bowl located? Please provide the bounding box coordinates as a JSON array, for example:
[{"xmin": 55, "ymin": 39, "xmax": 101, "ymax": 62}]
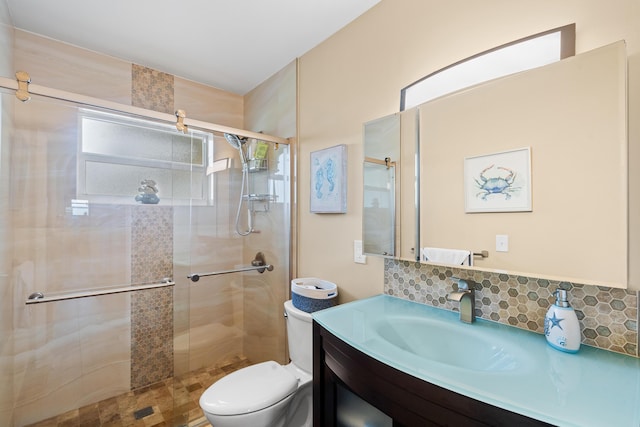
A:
[{"xmin": 199, "ymin": 300, "xmax": 313, "ymax": 427}]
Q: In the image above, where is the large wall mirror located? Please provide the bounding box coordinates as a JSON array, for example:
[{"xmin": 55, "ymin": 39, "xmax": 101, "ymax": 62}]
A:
[{"xmin": 419, "ymin": 41, "xmax": 628, "ymax": 288}]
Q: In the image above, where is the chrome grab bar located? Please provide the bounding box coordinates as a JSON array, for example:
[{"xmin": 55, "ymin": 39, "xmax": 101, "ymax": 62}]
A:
[
  {"xmin": 188, "ymin": 251, "xmax": 274, "ymax": 282},
  {"xmin": 25, "ymin": 278, "xmax": 174, "ymax": 304}
]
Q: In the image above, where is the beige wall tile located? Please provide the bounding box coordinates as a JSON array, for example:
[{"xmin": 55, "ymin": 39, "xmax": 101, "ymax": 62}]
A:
[
  {"xmin": 14, "ymin": 30, "xmax": 131, "ymax": 105},
  {"xmin": 0, "ymin": 24, "xmax": 12, "ymax": 77},
  {"xmin": 187, "ymin": 321, "xmax": 244, "ymax": 371},
  {"xmin": 8, "ymin": 94, "xmax": 133, "ymax": 424},
  {"xmin": 183, "ymin": 202, "xmax": 244, "ymax": 370},
  {"xmin": 175, "ymin": 77, "xmax": 243, "ymax": 127},
  {"xmin": 0, "ymin": 11, "xmax": 15, "ymax": 413},
  {"xmin": 242, "ymin": 64, "xmax": 296, "ymax": 365},
  {"xmin": 13, "ymin": 301, "xmax": 84, "ymax": 426},
  {"xmin": 244, "ymin": 60, "xmax": 296, "ymax": 138},
  {"xmin": 243, "ymin": 275, "xmax": 288, "ymax": 364},
  {"xmin": 76, "ymin": 295, "xmax": 131, "ymax": 401}
]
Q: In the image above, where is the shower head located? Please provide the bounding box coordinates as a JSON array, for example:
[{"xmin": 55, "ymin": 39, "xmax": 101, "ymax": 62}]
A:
[
  {"xmin": 224, "ymin": 133, "xmax": 248, "ymax": 164},
  {"xmin": 224, "ymin": 133, "xmax": 247, "ymax": 149}
]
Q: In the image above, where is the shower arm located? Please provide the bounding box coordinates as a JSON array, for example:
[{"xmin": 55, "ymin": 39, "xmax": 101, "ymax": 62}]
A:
[{"xmin": 187, "ymin": 252, "xmax": 273, "ymax": 282}]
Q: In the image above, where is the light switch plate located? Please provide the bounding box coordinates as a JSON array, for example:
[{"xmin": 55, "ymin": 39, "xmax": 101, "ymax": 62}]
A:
[
  {"xmin": 354, "ymin": 240, "xmax": 367, "ymax": 264},
  {"xmin": 496, "ymin": 235, "xmax": 509, "ymax": 252}
]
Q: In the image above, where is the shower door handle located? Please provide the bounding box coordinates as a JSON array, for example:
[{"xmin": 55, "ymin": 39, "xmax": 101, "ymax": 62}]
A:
[{"xmin": 187, "ymin": 251, "xmax": 274, "ymax": 282}]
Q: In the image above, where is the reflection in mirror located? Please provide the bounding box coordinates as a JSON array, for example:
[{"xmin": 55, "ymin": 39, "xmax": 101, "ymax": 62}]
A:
[
  {"xmin": 363, "ymin": 161, "xmax": 395, "ymax": 256},
  {"xmin": 419, "ymin": 41, "xmax": 628, "ymax": 288},
  {"xmin": 363, "ymin": 114, "xmax": 400, "ymax": 257}
]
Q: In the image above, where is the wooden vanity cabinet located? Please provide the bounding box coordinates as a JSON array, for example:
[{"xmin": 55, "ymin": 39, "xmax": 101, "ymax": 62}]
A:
[{"xmin": 313, "ymin": 321, "xmax": 552, "ymax": 427}]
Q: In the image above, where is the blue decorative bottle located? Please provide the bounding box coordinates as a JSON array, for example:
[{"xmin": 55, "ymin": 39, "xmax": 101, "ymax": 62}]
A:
[{"xmin": 544, "ymin": 289, "xmax": 581, "ymax": 353}]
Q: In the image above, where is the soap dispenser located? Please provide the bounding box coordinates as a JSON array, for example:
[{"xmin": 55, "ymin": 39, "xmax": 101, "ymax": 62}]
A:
[{"xmin": 544, "ymin": 289, "xmax": 581, "ymax": 353}]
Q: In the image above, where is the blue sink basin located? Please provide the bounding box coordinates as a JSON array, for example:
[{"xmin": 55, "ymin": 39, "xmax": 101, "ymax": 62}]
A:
[
  {"xmin": 312, "ymin": 294, "xmax": 640, "ymax": 427},
  {"xmin": 373, "ymin": 315, "xmax": 526, "ymax": 371}
]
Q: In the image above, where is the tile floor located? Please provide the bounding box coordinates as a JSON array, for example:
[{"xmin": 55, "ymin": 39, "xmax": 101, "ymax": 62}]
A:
[{"xmin": 26, "ymin": 356, "xmax": 251, "ymax": 427}]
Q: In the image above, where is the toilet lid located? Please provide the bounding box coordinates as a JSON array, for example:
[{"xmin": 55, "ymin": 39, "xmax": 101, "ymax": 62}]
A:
[{"xmin": 200, "ymin": 361, "xmax": 298, "ymax": 416}]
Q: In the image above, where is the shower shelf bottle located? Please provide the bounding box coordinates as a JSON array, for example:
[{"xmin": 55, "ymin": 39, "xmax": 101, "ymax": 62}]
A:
[{"xmin": 544, "ymin": 289, "xmax": 581, "ymax": 353}]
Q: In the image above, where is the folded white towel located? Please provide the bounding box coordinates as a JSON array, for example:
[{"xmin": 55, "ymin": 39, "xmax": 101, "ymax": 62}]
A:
[{"xmin": 421, "ymin": 247, "xmax": 472, "ymax": 266}]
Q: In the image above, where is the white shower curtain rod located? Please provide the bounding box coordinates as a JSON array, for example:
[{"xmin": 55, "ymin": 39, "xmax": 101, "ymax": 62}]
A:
[{"xmin": 0, "ymin": 75, "xmax": 289, "ymax": 145}]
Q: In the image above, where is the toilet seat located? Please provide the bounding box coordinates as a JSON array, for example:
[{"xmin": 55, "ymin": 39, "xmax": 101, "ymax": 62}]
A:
[{"xmin": 200, "ymin": 361, "xmax": 298, "ymax": 416}]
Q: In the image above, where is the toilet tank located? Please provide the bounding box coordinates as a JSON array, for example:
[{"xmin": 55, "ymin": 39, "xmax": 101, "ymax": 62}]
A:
[{"xmin": 284, "ymin": 300, "xmax": 313, "ymax": 373}]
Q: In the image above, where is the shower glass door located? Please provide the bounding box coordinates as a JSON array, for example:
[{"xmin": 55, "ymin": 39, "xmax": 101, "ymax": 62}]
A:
[
  {"xmin": 1, "ymin": 87, "xmax": 291, "ymax": 426},
  {"xmin": 175, "ymin": 131, "xmax": 291, "ymax": 426},
  {"xmin": 0, "ymin": 88, "xmax": 194, "ymax": 426}
]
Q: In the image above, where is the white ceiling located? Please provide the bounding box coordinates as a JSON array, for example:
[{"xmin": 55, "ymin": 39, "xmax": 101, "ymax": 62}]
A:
[{"xmin": 5, "ymin": 0, "xmax": 380, "ymax": 95}]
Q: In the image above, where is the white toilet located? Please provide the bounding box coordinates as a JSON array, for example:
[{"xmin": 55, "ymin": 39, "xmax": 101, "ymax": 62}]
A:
[{"xmin": 199, "ymin": 300, "xmax": 313, "ymax": 427}]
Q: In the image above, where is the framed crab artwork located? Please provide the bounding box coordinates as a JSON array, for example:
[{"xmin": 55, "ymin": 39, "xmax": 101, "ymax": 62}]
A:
[{"xmin": 464, "ymin": 147, "xmax": 532, "ymax": 213}]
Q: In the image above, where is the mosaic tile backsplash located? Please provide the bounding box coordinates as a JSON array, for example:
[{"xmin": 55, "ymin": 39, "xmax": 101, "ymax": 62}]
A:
[{"xmin": 384, "ymin": 259, "xmax": 638, "ymax": 357}]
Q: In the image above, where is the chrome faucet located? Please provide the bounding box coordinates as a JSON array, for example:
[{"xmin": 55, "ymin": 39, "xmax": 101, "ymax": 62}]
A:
[{"xmin": 446, "ymin": 277, "xmax": 475, "ymax": 323}]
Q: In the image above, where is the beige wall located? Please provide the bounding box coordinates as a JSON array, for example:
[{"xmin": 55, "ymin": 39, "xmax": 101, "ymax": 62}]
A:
[{"xmin": 298, "ymin": 0, "xmax": 640, "ymax": 301}]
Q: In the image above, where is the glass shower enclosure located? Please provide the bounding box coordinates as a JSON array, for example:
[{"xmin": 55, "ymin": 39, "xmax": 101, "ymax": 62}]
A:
[{"xmin": 0, "ymin": 87, "xmax": 291, "ymax": 426}]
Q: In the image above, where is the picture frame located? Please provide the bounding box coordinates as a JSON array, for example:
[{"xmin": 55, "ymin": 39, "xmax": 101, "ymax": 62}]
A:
[
  {"xmin": 310, "ymin": 144, "xmax": 347, "ymax": 213},
  {"xmin": 464, "ymin": 147, "xmax": 532, "ymax": 213}
]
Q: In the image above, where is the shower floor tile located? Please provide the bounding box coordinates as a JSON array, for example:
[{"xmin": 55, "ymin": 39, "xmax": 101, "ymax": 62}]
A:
[{"xmin": 26, "ymin": 356, "xmax": 251, "ymax": 427}]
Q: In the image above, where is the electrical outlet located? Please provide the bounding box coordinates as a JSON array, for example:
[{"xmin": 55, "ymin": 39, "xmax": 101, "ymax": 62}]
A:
[{"xmin": 354, "ymin": 240, "xmax": 367, "ymax": 264}]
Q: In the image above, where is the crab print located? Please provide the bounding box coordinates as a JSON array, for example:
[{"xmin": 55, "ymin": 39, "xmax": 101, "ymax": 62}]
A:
[{"xmin": 474, "ymin": 164, "xmax": 518, "ymax": 200}]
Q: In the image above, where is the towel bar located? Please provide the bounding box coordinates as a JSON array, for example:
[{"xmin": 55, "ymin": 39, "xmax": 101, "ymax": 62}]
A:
[
  {"xmin": 188, "ymin": 251, "xmax": 274, "ymax": 282},
  {"xmin": 473, "ymin": 250, "xmax": 489, "ymax": 258},
  {"xmin": 25, "ymin": 278, "xmax": 174, "ymax": 304}
]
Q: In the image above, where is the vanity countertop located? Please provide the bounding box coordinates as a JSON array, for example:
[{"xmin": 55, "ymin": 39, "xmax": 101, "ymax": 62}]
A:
[{"xmin": 312, "ymin": 294, "xmax": 640, "ymax": 427}]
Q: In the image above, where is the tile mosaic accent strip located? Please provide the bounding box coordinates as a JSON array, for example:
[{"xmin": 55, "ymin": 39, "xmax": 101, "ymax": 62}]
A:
[
  {"xmin": 131, "ymin": 206, "xmax": 174, "ymax": 389},
  {"xmin": 384, "ymin": 259, "xmax": 638, "ymax": 357},
  {"xmin": 131, "ymin": 64, "xmax": 174, "ymax": 114},
  {"xmin": 131, "ymin": 206, "xmax": 173, "ymax": 284},
  {"xmin": 131, "ymin": 286, "xmax": 174, "ymax": 389}
]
